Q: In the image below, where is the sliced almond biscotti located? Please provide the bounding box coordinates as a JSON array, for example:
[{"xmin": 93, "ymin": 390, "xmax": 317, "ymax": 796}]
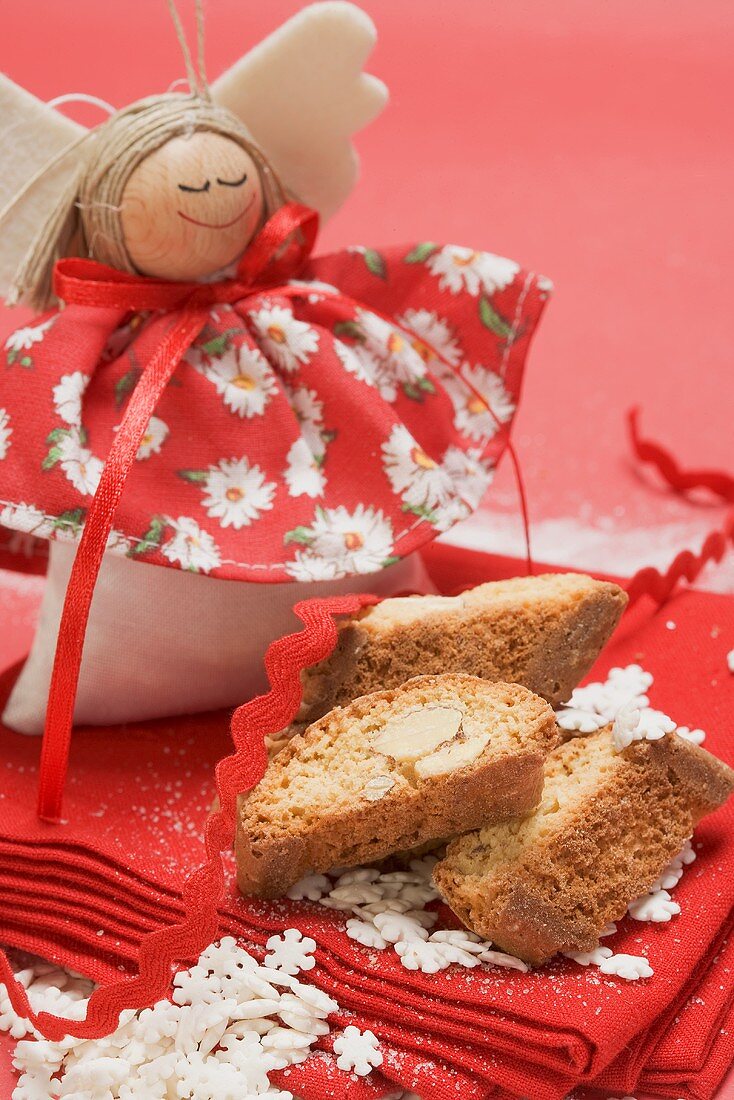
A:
[
  {"xmin": 433, "ymin": 729, "xmax": 734, "ymax": 964},
  {"xmin": 237, "ymin": 673, "xmax": 557, "ymax": 898},
  {"xmin": 288, "ymin": 574, "xmax": 626, "ymax": 742}
]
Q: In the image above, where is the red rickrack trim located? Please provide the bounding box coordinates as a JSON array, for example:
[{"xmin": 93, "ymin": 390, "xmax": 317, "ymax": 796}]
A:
[
  {"xmin": 0, "ymin": 591, "xmax": 377, "ymax": 1042},
  {"xmin": 625, "ymin": 407, "xmax": 734, "ymax": 605}
]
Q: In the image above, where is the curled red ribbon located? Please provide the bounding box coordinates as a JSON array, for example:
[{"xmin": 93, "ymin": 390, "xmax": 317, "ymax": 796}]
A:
[{"xmin": 625, "ymin": 407, "xmax": 734, "ymax": 605}]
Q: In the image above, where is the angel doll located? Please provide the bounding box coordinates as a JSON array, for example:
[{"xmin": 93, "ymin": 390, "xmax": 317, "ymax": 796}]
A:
[{"xmin": 0, "ymin": 1, "xmax": 549, "ymax": 818}]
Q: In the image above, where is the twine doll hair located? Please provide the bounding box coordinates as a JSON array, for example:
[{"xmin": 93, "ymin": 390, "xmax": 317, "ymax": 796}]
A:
[
  {"xmin": 10, "ymin": 95, "xmax": 289, "ymax": 310},
  {"xmin": 7, "ymin": 0, "xmax": 289, "ymax": 310}
]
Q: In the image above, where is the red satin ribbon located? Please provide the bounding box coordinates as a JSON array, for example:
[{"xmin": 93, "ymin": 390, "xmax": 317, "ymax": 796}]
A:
[
  {"xmin": 53, "ymin": 202, "xmax": 319, "ymax": 311},
  {"xmin": 37, "ymin": 202, "xmax": 319, "ymax": 822}
]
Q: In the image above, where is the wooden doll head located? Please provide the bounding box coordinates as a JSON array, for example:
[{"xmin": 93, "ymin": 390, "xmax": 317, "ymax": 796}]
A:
[
  {"xmin": 120, "ymin": 131, "xmax": 264, "ymax": 280},
  {"xmin": 15, "ymin": 94, "xmax": 287, "ymax": 305}
]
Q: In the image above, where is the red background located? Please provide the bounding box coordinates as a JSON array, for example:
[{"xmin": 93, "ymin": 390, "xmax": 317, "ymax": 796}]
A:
[{"xmin": 1, "ymin": 1, "xmax": 733, "ymax": 1093}]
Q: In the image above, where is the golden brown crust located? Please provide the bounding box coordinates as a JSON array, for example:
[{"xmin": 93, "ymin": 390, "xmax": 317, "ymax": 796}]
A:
[
  {"xmin": 292, "ymin": 573, "xmax": 627, "ymax": 734},
  {"xmin": 433, "ymin": 730, "xmax": 734, "ymax": 964},
  {"xmin": 237, "ymin": 673, "xmax": 558, "ymax": 898}
]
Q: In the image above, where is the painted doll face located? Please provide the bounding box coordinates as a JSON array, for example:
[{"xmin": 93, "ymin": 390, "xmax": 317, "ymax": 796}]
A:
[{"xmin": 120, "ymin": 131, "xmax": 264, "ymax": 281}]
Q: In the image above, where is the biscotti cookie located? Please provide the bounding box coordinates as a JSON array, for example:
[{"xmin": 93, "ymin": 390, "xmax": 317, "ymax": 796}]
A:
[
  {"xmin": 289, "ymin": 573, "xmax": 626, "ymax": 738},
  {"xmin": 433, "ymin": 729, "xmax": 734, "ymax": 964},
  {"xmin": 237, "ymin": 673, "xmax": 558, "ymax": 898}
]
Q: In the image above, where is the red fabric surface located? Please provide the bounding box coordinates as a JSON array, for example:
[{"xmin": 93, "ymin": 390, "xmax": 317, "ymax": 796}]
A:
[{"xmin": 0, "ymin": 543, "xmax": 732, "ymax": 1096}]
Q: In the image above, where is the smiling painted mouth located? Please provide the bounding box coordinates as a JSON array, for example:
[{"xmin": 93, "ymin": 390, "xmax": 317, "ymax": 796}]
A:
[{"xmin": 177, "ymin": 193, "xmax": 256, "ymax": 230}]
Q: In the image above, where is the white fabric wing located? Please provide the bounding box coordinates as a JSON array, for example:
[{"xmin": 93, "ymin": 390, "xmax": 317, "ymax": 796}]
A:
[
  {"xmin": 0, "ymin": 75, "xmax": 84, "ymax": 302},
  {"xmin": 211, "ymin": 1, "xmax": 387, "ymax": 222}
]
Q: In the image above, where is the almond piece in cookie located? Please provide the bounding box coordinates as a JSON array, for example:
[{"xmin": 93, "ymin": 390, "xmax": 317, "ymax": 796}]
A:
[
  {"xmin": 236, "ymin": 673, "xmax": 558, "ymax": 898},
  {"xmin": 433, "ymin": 728, "xmax": 734, "ymax": 964},
  {"xmin": 287, "ymin": 574, "xmax": 627, "ymax": 743}
]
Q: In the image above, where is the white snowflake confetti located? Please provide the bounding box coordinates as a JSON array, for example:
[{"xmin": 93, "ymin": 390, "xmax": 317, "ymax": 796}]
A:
[
  {"xmin": 264, "ymin": 929, "xmax": 317, "ymax": 976},
  {"xmin": 676, "ymin": 725, "xmax": 706, "ymax": 746},
  {"xmin": 563, "ymin": 946, "xmax": 614, "ymax": 967},
  {"xmin": 172, "ymin": 964, "xmax": 222, "ymax": 1007},
  {"xmin": 345, "ymin": 919, "xmax": 388, "ymax": 949},
  {"xmin": 628, "ymin": 889, "xmax": 681, "ymax": 923},
  {"xmin": 476, "ymin": 948, "xmax": 529, "ymax": 972},
  {"xmin": 556, "ymin": 707, "xmax": 609, "ymax": 734},
  {"xmin": 636, "ymin": 708, "xmax": 677, "ymax": 741},
  {"xmin": 1, "ymin": 940, "xmax": 332, "ymax": 1098},
  {"xmin": 612, "ymin": 703, "xmax": 675, "ymax": 752},
  {"xmin": 394, "ymin": 939, "xmax": 450, "ymax": 973},
  {"xmin": 372, "ymin": 911, "xmax": 429, "ymax": 944},
  {"xmin": 285, "ymin": 873, "xmax": 332, "ymax": 902},
  {"xmin": 599, "ymin": 953, "xmax": 654, "ymax": 981},
  {"xmin": 556, "ymin": 663, "xmax": 654, "ymax": 736},
  {"xmin": 611, "ymin": 701, "xmax": 643, "ymax": 751},
  {"xmin": 332, "ymin": 1025, "xmax": 383, "ymax": 1077}
]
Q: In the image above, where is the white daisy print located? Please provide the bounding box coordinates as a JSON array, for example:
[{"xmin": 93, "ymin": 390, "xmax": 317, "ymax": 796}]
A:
[
  {"xmin": 0, "ymin": 409, "xmax": 11, "ymax": 460},
  {"xmin": 285, "ymin": 551, "xmax": 346, "ymax": 583},
  {"xmin": 249, "ymin": 301, "xmax": 319, "ymax": 373},
  {"xmin": 334, "ymin": 338, "xmax": 376, "ymax": 387},
  {"xmin": 136, "ymin": 416, "xmax": 169, "ymax": 460},
  {"xmin": 0, "ymin": 502, "xmax": 54, "ymax": 539},
  {"xmin": 106, "ymin": 528, "xmax": 133, "ymax": 555},
  {"xmin": 433, "ymin": 447, "xmax": 495, "ymax": 532},
  {"xmin": 382, "ymin": 425, "xmax": 454, "ymax": 518},
  {"xmin": 426, "ymin": 246, "xmax": 519, "ymax": 297},
  {"xmin": 52, "ymin": 372, "xmax": 88, "ymax": 427},
  {"xmin": 199, "ymin": 344, "xmax": 278, "ymax": 419},
  {"xmin": 5, "ymin": 317, "xmax": 55, "ymax": 363},
  {"xmin": 285, "ymin": 504, "xmax": 395, "ymax": 579},
  {"xmin": 398, "ymin": 308, "xmax": 462, "ymax": 368},
  {"xmin": 285, "ymin": 438, "xmax": 327, "ymax": 499},
  {"xmin": 201, "ymin": 457, "xmax": 276, "ymax": 530},
  {"xmin": 352, "ymin": 310, "xmax": 429, "ymax": 402},
  {"xmin": 0, "ymin": 501, "xmax": 84, "ymax": 555},
  {"xmin": 441, "ymin": 363, "xmax": 515, "ymax": 443},
  {"xmin": 161, "ymin": 517, "xmax": 221, "ymax": 573},
  {"xmin": 442, "ymin": 446, "xmax": 494, "ymax": 509},
  {"xmin": 287, "ymin": 385, "xmax": 326, "ymax": 454},
  {"xmin": 56, "ymin": 430, "xmax": 103, "ymax": 496}
]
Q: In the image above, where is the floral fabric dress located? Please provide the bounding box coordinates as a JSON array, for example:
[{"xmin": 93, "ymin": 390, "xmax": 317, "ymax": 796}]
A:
[{"xmin": 0, "ymin": 242, "xmax": 549, "ymax": 583}]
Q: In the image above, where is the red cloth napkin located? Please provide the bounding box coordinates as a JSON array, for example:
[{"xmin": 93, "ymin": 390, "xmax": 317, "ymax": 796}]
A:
[{"xmin": 0, "ymin": 543, "xmax": 733, "ymax": 1098}]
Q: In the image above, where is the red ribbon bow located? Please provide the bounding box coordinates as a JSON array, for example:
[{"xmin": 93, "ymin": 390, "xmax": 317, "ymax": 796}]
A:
[{"xmin": 37, "ymin": 202, "xmax": 319, "ymax": 823}]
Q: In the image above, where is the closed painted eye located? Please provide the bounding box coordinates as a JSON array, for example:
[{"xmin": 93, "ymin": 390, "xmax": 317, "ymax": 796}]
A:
[
  {"xmin": 216, "ymin": 172, "xmax": 248, "ymax": 188},
  {"xmin": 178, "ymin": 180, "xmax": 211, "ymax": 193}
]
